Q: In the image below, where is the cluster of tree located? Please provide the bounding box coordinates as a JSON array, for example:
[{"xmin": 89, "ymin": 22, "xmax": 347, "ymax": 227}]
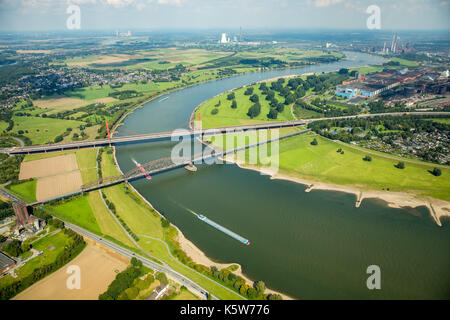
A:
[
  {"xmin": 159, "ymin": 213, "xmax": 282, "ymax": 300},
  {"xmin": 0, "ymin": 227, "xmax": 85, "ymax": 300},
  {"xmin": 102, "ymin": 191, "xmax": 139, "ymax": 241},
  {"xmin": 294, "ymin": 98, "xmax": 359, "ymax": 118},
  {"xmin": 247, "ymin": 102, "xmax": 261, "ymax": 119},
  {"xmin": 1, "ymin": 239, "xmax": 29, "ymax": 257},
  {"xmin": 303, "ymin": 55, "xmax": 342, "ymax": 64},
  {"xmin": 97, "ymin": 148, "xmax": 104, "ymax": 180},
  {"xmin": 155, "ymin": 271, "xmax": 169, "ymax": 286},
  {"xmin": 99, "ymin": 258, "xmax": 144, "ymax": 300},
  {"xmin": 227, "ymin": 92, "xmax": 235, "ymax": 100},
  {"xmin": 217, "ymin": 68, "xmax": 237, "ymax": 77},
  {"xmin": 108, "ymin": 90, "xmax": 143, "ymax": 100},
  {"xmin": 0, "ymin": 201, "xmax": 14, "ymax": 221},
  {"xmin": 308, "ymin": 115, "xmax": 449, "ymax": 164},
  {"xmin": 367, "ymin": 101, "xmax": 407, "ymax": 114},
  {"xmin": 0, "ymin": 154, "xmax": 25, "ymax": 184},
  {"xmin": 198, "ymin": 54, "xmax": 286, "ymax": 70},
  {"xmin": 0, "ymin": 109, "xmax": 14, "ymax": 132},
  {"xmin": 431, "ymin": 167, "xmax": 442, "ymax": 176},
  {"xmin": 0, "ymin": 62, "xmax": 37, "ymax": 87},
  {"xmin": 160, "ymin": 217, "xmax": 170, "ymax": 228},
  {"xmin": 363, "ymin": 155, "xmax": 372, "ymax": 162},
  {"xmin": 209, "ymin": 266, "xmax": 280, "ymax": 300}
]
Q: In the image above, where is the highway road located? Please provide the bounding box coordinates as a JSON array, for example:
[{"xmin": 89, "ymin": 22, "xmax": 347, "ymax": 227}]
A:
[
  {"xmin": 64, "ymin": 222, "xmax": 247, "ymax": 301},
  {"xmin": 2, "ymin": 111, "xmax": 449, "ymax": 155},
  {"xmin": 0, "ymin": 187, "xmax": 21, "ymax": 202}
]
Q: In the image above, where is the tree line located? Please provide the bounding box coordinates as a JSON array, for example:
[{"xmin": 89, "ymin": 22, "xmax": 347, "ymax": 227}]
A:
[{"xmin": 0, "ymin": 218, "xmax": 85, "ymax": 300}]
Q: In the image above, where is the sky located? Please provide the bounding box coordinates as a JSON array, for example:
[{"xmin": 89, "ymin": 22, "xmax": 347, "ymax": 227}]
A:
[{"xmin": 0, "ymin": 0, "xmax": 448, "ymax": 31}]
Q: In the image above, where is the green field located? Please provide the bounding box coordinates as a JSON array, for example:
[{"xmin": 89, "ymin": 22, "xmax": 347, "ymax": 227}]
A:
[
  {"xmin": 0, "ymin": 231, "xmax": 72, "ymax": 288},
  {"xmin": 6, "ymin": 180, "xmax": 37, "ymax": 202},
  {"xmin": 425, "ymin": 118, "xmax": 450, "ymax": 125},
  {"xmin": 213, "ymin": 131, "xmax": 450, "ymax": 201},
  {"xmin": 87, "ymin": 191, "xmax": 134, "ymax": 247},
  {"xmin": 390, "ymin": 57, "xmax": 420, "ymax": 67},
  {"xmin": 10, "ymin": 116, "xmax": 85, "ymax": 145},
  {"xmin": 25, "ymin": 148, "xmax": 135, "ymax": 248},
  {"xmin": 172, "ymin": 289, "xmax": 200, "ymax": 300},
  {"xmin": 76, "ymin": 148, "xmax": 98, "ymax": 183},
  {"xmin": 98, "ymin": 151, "xmax": 244, "ymax": 299},
  {"xmin": 195, "ymin": 83, "xmax": 294, "ymax": 128},
  {"xmin": 65, "ymin": 85, "xmax": 117, "ymax": 101},
  {"xmin": 49, "ymin": 195, "xmax": 101, "ymax": 234}
]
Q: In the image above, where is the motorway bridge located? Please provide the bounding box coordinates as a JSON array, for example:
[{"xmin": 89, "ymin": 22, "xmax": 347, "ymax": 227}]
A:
[
  {"xmin": 2, "ymin": 119, "xmax": 309, "ymax": 155},
  {"xmin": 3, "ymin": 112, "xmax": 448, "ymax": 155},
  {"xmin": 28, "ymin": 129, "xmax": 310, "ymax": 206}
]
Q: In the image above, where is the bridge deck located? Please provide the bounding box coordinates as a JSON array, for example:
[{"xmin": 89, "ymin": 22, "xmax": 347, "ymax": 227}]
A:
[
  {"xmin": 4, "ymin": 112, "xmax": 448, "ymax": 155},
  {"xmin": 27, "ymin": 129, "xmax": 310, "ymax": 206},
  {"xmin": 3, "ymin": 120, "xmax": 308, "ymax": 155}
]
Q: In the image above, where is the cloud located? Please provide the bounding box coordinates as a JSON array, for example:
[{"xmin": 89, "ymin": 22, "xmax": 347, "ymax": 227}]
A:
[
  {"xmin": 136, "ymin": 2, "xmax": 146, "ymax": 10},
  {"xmin": 154, "ymin": 0, "xmax": 186, "ymax": 5},
  {"xmin": 314, "ymin": 0, "xmax": 342, "ymax": 7},
  {"xmin": 104, "ymin": 0, "xmax": 135, "ymax": 8}
]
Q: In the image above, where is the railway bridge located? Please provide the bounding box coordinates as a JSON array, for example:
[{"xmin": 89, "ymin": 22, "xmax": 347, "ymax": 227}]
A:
[{"xmin": 27, "ymin": 129, "xmax": 309, "ymax": 206}]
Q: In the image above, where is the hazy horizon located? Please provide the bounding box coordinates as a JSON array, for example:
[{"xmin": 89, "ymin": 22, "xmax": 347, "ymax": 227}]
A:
[{"xmin": 0, "ymin": 0, "xmax": 448, "ymax": 32}]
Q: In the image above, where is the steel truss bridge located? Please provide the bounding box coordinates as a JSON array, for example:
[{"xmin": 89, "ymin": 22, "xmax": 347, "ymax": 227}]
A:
[{"xmin": 28, "ymin": 129, "xmax": 309, "ymax": 206}]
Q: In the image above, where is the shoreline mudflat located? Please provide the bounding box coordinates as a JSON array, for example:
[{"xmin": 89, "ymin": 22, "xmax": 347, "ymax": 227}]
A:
[
  {"xmin": 223, "ymin": 154, "xmax": 450, "ymax": 227},
  {"xmin": 111, "ymin": 147, "xmax": 293, "ymax": 300}
]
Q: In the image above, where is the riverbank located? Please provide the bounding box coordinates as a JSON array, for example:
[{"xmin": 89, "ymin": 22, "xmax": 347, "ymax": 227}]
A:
[
  {"xmin": 223, "ymin": 154, "xmax": 450, "ymax": 227},
  {"xmin": 111, "ymin": 146, "xmax": 292, "ymax": 300},
  {"xmin": 112, "ymin": 66, "xmax": 307, "ymax": 135}
]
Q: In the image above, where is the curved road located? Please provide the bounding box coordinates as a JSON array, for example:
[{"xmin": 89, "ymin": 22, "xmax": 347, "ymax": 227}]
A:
[{"xmin": 65, "ymin": 222, "xmax": 249, "ymax": 300}]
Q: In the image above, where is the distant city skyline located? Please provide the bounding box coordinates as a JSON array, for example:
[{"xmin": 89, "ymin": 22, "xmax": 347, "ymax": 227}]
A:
[{"xmin": 0, "ymin": 0, "xmax": 449, "ymax": 31}]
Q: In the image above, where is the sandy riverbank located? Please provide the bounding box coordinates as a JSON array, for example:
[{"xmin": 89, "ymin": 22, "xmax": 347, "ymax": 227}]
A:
[
  {"xmin": 223, "ymin": 154, "xmax": 450, "ymax": 227},
  {"xmin": 175, "ymin": 224, "xmax": 293, "ymax": 300},
  {"xmin": 111, "ymin": 147, "xmax": 293, "ymax": 300}
]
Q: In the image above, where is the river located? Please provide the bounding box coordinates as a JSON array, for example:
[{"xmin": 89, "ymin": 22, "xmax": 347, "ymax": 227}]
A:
[{"xmin": 115, "ymin": 52, "xmax": 450, "ymax": 299}]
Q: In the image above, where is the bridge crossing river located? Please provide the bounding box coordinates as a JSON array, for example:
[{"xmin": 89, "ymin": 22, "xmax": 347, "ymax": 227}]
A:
[
  {"xmin": 27, "ymin": 129, "xmax": 310, "ymax": 206},
  {"xmin": 3, "ymin": 112, "xmax": 448, "ymax": 156}
]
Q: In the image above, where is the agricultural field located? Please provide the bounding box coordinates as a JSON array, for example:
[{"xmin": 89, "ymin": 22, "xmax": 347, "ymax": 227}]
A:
[
  {"xmin": 13, "ymin": 244, "xmax": 128, "ymax": 300},
  {"xmin": 10, "ymin": 116, "xmax": 85, "ymax": 145},
  {"xmin": 87, "ymin": 191, "xmax": 135, "ymax": 247},
  {"xmin": 33, "ymin": 96, "xmax": 94, "ymax": 110},
  {"xmin": 36, "ymin": 170, "xmax": 82, "ymax": 201},
  {"xmin": 49, "ymin": 195, "xmax": 101, "ymax": 234},
  {"xmin": 16, "ymin": 153, "xmax": 83, "ymax": 202},
  {"xmin": 75, "ymin": 148, "xmax": 98, "ymax": 184},
  {"xmin": 18, "ymin": 148, "xmax": 133, "ymax": 247},
  {"xmin": 61, "ymin": 49, "xmax": 233, "ymax": 71},
  {"xmin": 19, "ymin": 154, "xmax": 78, "ymax": 180},
  {"xmin": 97, "ymin": 150, "xmax": 243, "ymax": 300},
  {"xmin": 6, "ymin": 179, "xmax": 37, "ymax": 203}
]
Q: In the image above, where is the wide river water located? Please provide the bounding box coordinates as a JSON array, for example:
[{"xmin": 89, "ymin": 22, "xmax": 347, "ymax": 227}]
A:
[{"xmin": 116, "ymin": 52, "xmax": 450, "ymax": 299}]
